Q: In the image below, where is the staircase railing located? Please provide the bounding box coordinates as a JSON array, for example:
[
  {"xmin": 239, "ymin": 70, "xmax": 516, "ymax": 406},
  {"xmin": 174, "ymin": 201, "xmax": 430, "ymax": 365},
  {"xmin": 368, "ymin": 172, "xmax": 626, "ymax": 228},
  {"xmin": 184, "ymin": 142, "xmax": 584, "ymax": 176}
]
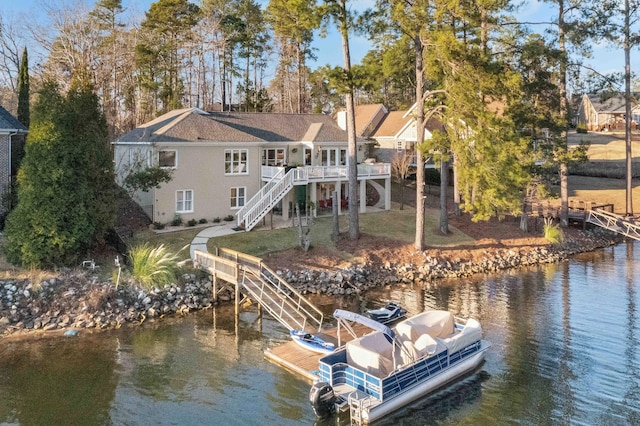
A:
[
  {"xmin": 237, "ymin": 167, "xmax": 308, "ymax": 231},
  {"xmin": 217, "ymin": 247, "xmax": 324, "ymax": 332},
  {"xmin": 586, "ymin": 209, "xmax": 640, "ymax": 241},
  {"xmin": 236, "ymin": 168, "xmax": 285, "ymax": 228},
  {"xmin": 194, "ymin": 248, "xmax": 324, "ymax": 332}
]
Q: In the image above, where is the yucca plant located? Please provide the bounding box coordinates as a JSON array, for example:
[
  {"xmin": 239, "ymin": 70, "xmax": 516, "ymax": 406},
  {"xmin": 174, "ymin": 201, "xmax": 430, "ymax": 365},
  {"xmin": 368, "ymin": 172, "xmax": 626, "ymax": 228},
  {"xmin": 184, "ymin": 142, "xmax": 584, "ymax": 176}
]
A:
[
  {"xmin": 129, "ymin": 243, "xmax": 184, "ymax": 289},
  {"xmin": 543, "ymin": 218, "xmax": 564, "ymax": 245}
]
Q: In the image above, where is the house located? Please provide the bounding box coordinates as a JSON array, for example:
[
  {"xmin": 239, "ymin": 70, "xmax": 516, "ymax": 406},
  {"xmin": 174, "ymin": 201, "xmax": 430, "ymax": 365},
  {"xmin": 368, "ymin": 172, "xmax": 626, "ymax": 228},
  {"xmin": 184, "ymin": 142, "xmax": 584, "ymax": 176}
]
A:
[
  {"xmin": 337, "ymin": 103, "xmax": 443, "ymax": 164},
  {"xmin": 0, "ymin": 105, "xmax": 27, "ymax": 214},
  {"xmin": 113, "ymin": 108, "xmax": 391, "ymax": 230},
  {"xmin": 576, "ymin": 93, "xmax": 640, "ymax": 131}
]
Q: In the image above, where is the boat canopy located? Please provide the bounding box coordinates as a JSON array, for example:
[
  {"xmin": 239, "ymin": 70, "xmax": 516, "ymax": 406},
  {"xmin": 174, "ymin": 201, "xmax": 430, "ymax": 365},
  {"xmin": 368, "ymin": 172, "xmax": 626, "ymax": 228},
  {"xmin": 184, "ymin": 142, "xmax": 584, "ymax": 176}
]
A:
[{"xmin": 333, "ymin": 309, "xmax": 395, "ymax": 341}]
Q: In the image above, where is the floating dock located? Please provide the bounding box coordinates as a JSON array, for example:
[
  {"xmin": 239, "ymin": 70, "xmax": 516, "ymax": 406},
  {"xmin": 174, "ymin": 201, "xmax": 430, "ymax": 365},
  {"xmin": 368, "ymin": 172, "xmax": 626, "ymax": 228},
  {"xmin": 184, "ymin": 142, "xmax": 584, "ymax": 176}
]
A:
[{"xmin": 265, "ymin": 323, "xmax": 372, "ymax": 382}]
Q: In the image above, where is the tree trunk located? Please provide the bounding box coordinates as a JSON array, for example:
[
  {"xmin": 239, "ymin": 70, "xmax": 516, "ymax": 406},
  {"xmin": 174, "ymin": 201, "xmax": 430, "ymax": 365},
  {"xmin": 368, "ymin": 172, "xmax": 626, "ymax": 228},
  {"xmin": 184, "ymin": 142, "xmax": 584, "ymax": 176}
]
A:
[
  {"xmin": 414, "ymin": 35, "xmax": 426, "ymax": 251},
  {"xmin": 625, "ymin": 0, "xmax": 634, "ymax": 215},
  {"xmin": 558, "ymin": 0, "xmax": 569, "ymax": 227},
  {"xmin": 439, "ymin": 158, "xmax": 449, "ymax": 234},
  {"xmin": 338, "ymin": 0, "xmax": 359, "ymax": 241},
  {"xmin": 453, "ymin": 153, "xmax": 461, "ymax": 216}
]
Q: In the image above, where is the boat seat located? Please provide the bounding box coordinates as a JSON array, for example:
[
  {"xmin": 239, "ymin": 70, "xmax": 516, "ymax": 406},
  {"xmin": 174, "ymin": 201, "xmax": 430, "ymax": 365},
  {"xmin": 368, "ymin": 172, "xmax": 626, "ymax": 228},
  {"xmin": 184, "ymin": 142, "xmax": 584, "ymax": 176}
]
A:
[
  {"xmin": 395, "ymin": 310, "xmax": 455, "ymax": 342},
  {"xmin": 346, "ymin": 331, "xmax": 394, "ymax": 377},
  {"xmin": 414, "ymin": 334, "xmax": 438, "ymax": 355}
]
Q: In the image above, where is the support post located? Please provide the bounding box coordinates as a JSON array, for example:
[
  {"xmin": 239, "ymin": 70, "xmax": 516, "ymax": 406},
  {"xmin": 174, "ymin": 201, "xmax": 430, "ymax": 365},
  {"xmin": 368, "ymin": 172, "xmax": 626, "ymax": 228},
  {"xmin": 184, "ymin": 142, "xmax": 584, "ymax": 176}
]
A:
[{"xmin": 213, "ymin": 274, "xmax": 218, "ymax": 303}]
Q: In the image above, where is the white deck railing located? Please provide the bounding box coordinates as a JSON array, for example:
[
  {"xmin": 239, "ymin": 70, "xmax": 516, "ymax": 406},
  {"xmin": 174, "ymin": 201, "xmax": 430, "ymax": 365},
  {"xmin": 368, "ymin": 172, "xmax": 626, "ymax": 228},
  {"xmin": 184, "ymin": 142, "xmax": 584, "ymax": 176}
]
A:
[{"xmin": 261, "ymin": 163, "xmax": 390, "ymax": 181}]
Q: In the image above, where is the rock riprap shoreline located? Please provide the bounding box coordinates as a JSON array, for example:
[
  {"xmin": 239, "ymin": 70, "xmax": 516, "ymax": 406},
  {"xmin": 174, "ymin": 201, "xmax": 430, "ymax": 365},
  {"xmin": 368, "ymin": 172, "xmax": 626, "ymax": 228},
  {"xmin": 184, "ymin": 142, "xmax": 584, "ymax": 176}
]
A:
[{"xmin": 0, "ymin": 227, "xmax": 622, "ymax": 338}]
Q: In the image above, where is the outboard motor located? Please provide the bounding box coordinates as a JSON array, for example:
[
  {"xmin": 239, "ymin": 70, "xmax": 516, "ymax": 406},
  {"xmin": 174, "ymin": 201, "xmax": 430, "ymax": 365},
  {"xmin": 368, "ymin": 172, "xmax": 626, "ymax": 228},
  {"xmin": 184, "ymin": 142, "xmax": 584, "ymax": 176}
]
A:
[{"xmin": 309, "ymin": 382, "xmax": 336, "ymax": 418}]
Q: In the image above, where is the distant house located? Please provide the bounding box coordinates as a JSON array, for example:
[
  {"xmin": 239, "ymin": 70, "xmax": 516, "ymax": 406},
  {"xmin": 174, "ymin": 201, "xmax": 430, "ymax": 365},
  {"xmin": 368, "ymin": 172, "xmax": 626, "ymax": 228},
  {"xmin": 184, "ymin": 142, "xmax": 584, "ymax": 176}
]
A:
[
  {"xmin": 113, "ymin": 108, "xmax": 391, "ymax": 231},
  {"xmin": 576, "ymin": 93, "xmax": 640, "ymax": 131},
  {"xmin": 0, "ymin": 105, "xmax": 27, "ymax": 214},
  {"xmin": 337, "ymin": 103, "xmax": 443, "ymax": 164}
]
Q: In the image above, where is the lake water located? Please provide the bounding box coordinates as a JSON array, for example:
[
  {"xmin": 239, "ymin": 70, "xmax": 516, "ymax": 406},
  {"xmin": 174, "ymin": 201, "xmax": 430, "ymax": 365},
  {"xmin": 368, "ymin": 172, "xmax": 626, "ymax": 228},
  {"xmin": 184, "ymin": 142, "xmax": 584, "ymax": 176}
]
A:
[{"xmin": 1, "ymin": 241, "xmax": 639, "ymax": 425}]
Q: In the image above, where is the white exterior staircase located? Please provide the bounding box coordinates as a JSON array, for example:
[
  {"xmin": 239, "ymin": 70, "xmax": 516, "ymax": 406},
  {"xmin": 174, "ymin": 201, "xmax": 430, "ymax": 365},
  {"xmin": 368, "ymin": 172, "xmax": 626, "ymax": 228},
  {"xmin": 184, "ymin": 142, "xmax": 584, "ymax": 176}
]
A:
[{"xmin": 236, "ymin": 168, "xmax": 308, "ymax": 231}]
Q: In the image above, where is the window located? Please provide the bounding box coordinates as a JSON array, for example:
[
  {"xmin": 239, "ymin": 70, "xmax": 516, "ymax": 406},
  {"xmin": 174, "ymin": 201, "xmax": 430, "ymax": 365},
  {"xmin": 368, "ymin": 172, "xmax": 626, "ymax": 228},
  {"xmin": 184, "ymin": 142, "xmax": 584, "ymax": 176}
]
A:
[
  {"xmin": 321, "ymin": 148, "xmax": 347, "ymax": 166},
  {"xmin": 159, "ymin": 150, "xmax": 177, "ymax": 168},
  {"xmin": 262, "ymin": 148, "xmax": 286, "ymax": 166},
  {"xmin": 176, "ymin": 190, "xmax": 193, "ymax": 213},
  {"xmin": 230, "ymin": 187, "xmax": 246, "ymax": 209},
  {"xmin": 225, "ymin": 149, "xmax": 248, "ymax": 174},
  {"xmin": 396, "ymin": 140, "xmax": 404, "ymax": 151}
]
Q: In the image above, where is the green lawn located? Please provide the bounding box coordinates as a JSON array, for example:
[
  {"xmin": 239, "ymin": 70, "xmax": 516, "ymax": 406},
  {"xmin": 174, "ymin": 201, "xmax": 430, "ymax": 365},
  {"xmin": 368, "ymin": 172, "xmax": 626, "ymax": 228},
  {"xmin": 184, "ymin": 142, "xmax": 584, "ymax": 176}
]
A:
[
  {"xmin": 207, "ymin": 207, "xmax": 474, "ymax": 258},
  {"xmin": 130, "ymin": 207, "xmax": 475, "ymax": 262}
]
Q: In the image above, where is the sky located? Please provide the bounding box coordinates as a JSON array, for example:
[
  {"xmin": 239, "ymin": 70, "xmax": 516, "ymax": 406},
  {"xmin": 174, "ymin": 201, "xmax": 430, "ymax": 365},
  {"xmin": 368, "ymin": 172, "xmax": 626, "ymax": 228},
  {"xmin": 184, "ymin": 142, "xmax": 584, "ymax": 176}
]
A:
[{"xmin": 0, "ymin": 0, "xmax": 635, "ymax": 83}]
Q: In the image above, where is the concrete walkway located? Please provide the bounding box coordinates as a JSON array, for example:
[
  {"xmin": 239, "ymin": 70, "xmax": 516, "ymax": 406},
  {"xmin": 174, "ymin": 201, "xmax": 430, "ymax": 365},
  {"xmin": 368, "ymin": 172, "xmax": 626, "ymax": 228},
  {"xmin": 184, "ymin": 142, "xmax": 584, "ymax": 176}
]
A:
[{"xmin": 189, "ymin": 222, "xmax": 240, "ymax": 259}]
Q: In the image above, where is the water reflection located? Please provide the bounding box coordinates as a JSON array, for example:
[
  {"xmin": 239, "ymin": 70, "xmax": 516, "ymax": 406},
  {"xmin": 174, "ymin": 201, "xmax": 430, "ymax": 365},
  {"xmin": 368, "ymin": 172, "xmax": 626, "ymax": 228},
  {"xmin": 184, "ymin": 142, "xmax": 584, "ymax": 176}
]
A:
[
  {"xmin": 0, "ymin": 336, "xmax": 119, "ymax": 425},
  {"xmin": 1, "ymin": 242, "xmax": 640, "ymax": 424}
]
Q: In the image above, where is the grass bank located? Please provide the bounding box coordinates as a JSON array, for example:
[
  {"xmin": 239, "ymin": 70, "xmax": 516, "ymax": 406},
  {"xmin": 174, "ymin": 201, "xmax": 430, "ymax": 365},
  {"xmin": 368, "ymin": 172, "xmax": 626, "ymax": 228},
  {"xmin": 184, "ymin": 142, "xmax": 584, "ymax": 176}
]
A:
[{"xmin": 206, "ymin": 207, "xmax": 475, "ymax": 259}]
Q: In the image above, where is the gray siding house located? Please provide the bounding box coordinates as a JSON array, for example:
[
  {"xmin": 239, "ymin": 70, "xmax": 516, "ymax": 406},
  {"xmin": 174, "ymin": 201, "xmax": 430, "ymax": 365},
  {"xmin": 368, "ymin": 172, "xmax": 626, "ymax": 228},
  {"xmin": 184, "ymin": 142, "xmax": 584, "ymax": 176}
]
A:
[{"xmin": 0, "ymin": 105, "xmax": 27, "ymax": 214}]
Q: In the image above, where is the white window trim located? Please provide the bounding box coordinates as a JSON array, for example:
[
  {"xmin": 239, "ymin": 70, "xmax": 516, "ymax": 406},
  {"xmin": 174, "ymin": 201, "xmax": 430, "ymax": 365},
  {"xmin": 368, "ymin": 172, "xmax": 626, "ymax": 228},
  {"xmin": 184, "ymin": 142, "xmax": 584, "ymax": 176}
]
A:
[
  {"xmin": 176, "ymin": 189, "xmax": 194, "ymax": 213},
  {"xmin": 159, "ymin": 149, "xmax": 178, "ymax": 169},
  {"xmin": 225, "ymin": 149, "xmax": 249, "ymax": 175},
  {"xmin": 262, "ymin": 148, "xmax": 287, "ymax": 166},
  {"xmin": 230, "ymin": 186, "xmax": 246, "ymax": 210}
]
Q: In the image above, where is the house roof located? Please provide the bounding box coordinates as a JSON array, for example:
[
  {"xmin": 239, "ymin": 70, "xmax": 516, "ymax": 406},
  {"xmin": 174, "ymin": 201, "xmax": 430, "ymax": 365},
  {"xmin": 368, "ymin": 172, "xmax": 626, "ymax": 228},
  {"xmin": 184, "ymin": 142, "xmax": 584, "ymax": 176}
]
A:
[
  {"xmin": 354, "ymin": 104, "xmax": 385, "ymax": 136},
  {"xmin": 0, "ymin": 105, "xmax": 27, "ymax": 132},
  {"xmin": 372, "ymin": 109, "xmax": 443, "ymax": 138},
  {"xmin": 116, "ymin": 108, "xmax": 352, "ymax": 143},
  {"xmin": 373, "ymin": 111, "xmax": 409, "ymax": 137},
  {"xmin": 586, "ymin": 94, "xmax": 638, "ymax": 113}
]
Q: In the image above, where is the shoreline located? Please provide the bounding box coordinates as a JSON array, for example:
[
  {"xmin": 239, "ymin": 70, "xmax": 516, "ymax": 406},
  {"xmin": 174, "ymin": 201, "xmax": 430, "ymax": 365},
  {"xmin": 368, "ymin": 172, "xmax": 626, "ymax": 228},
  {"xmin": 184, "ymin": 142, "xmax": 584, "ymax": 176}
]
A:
[{"xmin": 0, "ymin": 227, "xmax": 623, "ymax": 340}]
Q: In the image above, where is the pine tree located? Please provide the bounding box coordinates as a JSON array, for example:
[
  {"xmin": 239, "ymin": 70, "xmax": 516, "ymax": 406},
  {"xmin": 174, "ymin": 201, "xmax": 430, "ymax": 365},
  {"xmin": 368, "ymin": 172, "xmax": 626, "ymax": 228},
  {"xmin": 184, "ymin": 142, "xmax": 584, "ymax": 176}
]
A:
[
  {"xmin": 17, "ymin": 47, "xmax": 29, "ymax": 128},
  {"xmin": 4, "ymin": 81, "xmax": 116, "ymax": 268}
]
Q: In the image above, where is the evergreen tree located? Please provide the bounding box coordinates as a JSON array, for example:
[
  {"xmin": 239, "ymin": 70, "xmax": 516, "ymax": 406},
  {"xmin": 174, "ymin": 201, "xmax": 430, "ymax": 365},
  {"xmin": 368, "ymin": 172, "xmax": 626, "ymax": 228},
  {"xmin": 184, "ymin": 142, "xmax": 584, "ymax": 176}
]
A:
[
  {"xmin": 136, "ymin": 0, "xmax": 200, "ymax": 115},
  {"xmin": 266, "ymin": 0, "xmax": 320, "ymax": 113},
  {"xmin": 4, "ymin": 81, "xmax": 116, "ymax": 268},
  {"xmin": 17, "ymin": 47, "xmax": 29, "ymax": 128}
]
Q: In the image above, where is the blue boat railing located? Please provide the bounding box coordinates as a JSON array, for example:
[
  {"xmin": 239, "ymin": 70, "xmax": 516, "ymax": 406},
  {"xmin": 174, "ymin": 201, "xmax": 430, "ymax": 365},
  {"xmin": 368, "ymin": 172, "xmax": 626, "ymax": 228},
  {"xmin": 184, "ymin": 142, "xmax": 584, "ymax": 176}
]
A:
[{"xmin": 319, "ymin": 340, "xmax": 483, "ymax": 403}]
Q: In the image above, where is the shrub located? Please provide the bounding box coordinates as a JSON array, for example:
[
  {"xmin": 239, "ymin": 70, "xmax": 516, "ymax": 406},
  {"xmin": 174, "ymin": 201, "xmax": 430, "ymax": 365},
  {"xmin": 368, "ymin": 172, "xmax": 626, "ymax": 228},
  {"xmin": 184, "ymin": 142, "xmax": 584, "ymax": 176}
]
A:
[
  {"xmin": 213, "ymin": 217, "xmax": 221, "ymax": 223},
  {"xmin": 198, "ymin": 218, "xmax": 208, "ymax": 224},
  {"xmin": 187, "ymin": 218, "xmax": 198, "ymax": 227},
  {"xmin": 153, "ymin": 222, "xmax": 165, "ymax": 230},
  {"xmin": 171, "ymin": 214, "xmax": 183, "ymax": 226},
  {"xmin": 543, "ymin": 218, "xmax": 564, "ymax": 245},
  {"xmin": 576, "ymin": 123, "xmax": 588, "ymax": 134},
  {"xmin": 128, "ymin": 243, "xmax": 184, "ymax": 290},
  {"xmin": 223, "ymin": 215, "xmax": 234, "ymax": 222}
]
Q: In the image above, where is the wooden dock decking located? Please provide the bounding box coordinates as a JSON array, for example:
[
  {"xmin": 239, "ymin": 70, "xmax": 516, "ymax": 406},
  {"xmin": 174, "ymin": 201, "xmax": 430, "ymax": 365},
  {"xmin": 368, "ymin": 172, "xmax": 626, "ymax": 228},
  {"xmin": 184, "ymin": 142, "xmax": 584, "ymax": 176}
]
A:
[{"xmin": 264, "ymin": 323, "xmax": 373, "ymax": 382}]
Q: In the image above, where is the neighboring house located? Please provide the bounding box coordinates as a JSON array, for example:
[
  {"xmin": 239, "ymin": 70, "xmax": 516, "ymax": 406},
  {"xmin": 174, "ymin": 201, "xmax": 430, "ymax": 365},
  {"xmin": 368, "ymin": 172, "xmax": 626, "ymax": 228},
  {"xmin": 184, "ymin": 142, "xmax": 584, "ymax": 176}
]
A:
[
  {"xmin": 113, "ymin": 108, "xmax": 391, "ymax": 231},
  {"xmin": 0, "ymin": 105, "xmax": 27, "ymax": 214},
  {"xmin": 576, "ymin": 93, "xmax": 640, "ymax": 131},
  {"xmin": 337, "ymin": 103, "xmax": 443, "ymax": 164}
]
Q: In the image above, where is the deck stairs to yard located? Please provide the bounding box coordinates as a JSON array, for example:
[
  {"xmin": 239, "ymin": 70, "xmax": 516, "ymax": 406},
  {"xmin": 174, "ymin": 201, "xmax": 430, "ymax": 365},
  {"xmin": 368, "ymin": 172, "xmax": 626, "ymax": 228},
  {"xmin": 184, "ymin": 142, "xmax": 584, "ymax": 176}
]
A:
[
  {"xmin": 236, "ymin": 168, "xmax": 308, "ymax": 231},
  {"xmin": 586, "ymin": 209, "xmax": 640, "ymax": 241},
  {"xmin": 193, "ymin": 247, "xmax": 324, "ymax": 333}
]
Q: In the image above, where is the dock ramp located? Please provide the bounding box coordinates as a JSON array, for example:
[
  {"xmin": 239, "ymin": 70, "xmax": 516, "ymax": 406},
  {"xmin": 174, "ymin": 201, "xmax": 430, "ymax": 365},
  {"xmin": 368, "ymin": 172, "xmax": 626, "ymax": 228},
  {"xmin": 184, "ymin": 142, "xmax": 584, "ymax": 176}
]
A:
[
  {"xmin": 194, "ymin": 248, "xmax": 324, "ymax": 333},
  {"xmin": 586, "ymin": 209, "xmax": 640, "ymax": 241}
]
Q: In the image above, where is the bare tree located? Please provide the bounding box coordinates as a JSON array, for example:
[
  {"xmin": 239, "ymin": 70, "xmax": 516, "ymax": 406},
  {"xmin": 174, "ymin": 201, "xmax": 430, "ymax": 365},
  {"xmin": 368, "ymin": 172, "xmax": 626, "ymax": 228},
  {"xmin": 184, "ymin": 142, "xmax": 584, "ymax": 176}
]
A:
[{"xmin": 390, "ymin": 150, "xmax": 415, "ymax": 210}]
